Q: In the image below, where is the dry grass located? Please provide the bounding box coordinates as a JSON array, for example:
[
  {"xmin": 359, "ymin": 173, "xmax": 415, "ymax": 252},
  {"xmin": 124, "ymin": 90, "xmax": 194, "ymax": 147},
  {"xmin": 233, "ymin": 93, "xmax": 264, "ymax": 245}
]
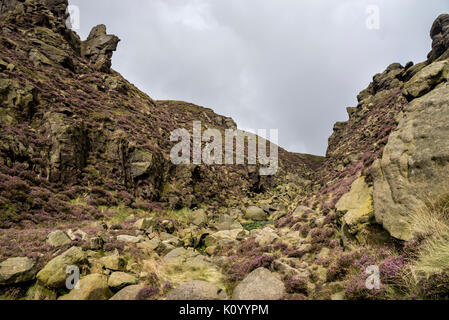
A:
[
  {"xmin": 409, "ymin": 195, "xmax": 449, "ymax": 271},
  {"xmin": 394, "ymin": 195, "xmax": 449, "ymax": 299}
]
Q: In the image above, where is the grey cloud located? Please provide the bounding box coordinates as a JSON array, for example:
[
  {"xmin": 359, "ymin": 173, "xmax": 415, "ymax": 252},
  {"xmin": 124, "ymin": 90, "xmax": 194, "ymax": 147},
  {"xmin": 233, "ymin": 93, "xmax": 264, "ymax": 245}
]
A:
[{"xmin": 69, "ymin": 0, "xmax": 449, "ymax": 155}]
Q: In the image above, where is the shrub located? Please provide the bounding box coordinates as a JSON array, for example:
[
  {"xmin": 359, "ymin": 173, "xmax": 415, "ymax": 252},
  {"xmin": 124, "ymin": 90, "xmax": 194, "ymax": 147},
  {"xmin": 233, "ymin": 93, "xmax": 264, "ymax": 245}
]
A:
[
  {"xmin": 284, "ymin": 276, "xmax": 308, "ymax": 295},
  {"xmin": 418, "ymin": 270, "xmax": 449, "ymax": 300},
  {"xmin": 136, "ymin": 286, "xmax": 159, "ymax": 300}
]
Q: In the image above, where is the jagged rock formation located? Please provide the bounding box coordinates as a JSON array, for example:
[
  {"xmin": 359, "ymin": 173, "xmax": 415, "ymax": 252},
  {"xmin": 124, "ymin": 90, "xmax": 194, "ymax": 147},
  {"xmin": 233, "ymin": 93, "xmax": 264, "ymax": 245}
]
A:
[
  {"xmin": 0, "ymin": 0, "xmax": 316, "ymax": 230},
  {"xmin": 428, "ymin": 14, "xmax": 449, "ymax": 62},
  {"xmin": 2, "ymin": 0, "xmax": 449, "ymax": 302},
  {"xmin": 295, "ymin": 13, "xmax": 449, "ymax": 244},
  {"xmin": 81, "ymin": 24, "xmax": 120, "ymax": 73}
]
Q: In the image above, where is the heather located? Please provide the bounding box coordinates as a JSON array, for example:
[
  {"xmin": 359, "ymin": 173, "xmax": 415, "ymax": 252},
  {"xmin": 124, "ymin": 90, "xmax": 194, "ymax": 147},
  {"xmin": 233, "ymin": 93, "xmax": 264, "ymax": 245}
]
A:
[{"xmin": 1, "ymin": 0, "xmax": 449, "ymax": 301}]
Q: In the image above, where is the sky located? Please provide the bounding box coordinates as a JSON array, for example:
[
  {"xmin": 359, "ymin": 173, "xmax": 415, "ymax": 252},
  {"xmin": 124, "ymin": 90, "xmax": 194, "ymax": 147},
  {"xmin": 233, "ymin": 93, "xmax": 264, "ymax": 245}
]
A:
[{"xmin": 69, "ymin": 0, "xmax": 449, "ymax": 156}]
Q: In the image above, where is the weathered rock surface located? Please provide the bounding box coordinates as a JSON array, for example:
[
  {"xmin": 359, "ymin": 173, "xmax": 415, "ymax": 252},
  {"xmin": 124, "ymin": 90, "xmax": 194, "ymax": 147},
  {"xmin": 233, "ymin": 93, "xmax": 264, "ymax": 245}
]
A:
[
  {"xmin": 37, "ymin": 247, "xmax": 86, "ymax": 289},
  {"xmin": 59, "ymin": 274, "xmax": 113, "ymax": 300},
  {"xmin": 428, "ymin": 14, "xmax": 449, "ymax": 62},
  {"xmin": 46, "ymin": 230, "xmax": 71, "ymax": 247},
  {"xmin": 0, "ymin": 257, "xmax": 36, "ymax": 285},
  {"xmin": 81, "ymin": 24, "xmax": 120, "ymax": 72},
  {"xmin": 110, "ymin": 284, "xmax": 145, "ymax": 300},
  {"xmin": 403, "ymin": 61, "xmax": 449, "ymax": 99},
  {"xmin": 373, "ymin": 81, "xmax": 449, "ymax": 240},
  {"xmin": 245, "ymin": 206, "xmax": 268, "ymax": 221},
  {"xmin": 108, "ymin": 272, "xmax": 138, "ymax": 290},
  {"xmin": 100, "ymin": 254, "xmax": 127, "ymax": 271},
  {"xmin": 232, "ymin": 268, "xmax": 285, "ymax": 300},
  {"xmin": 336, "ymin": 176, "xmax": 374, "ymax": 238},
  {"xmin": 165, "ymin": 280, "xmax": 227, "ymax": 300}
]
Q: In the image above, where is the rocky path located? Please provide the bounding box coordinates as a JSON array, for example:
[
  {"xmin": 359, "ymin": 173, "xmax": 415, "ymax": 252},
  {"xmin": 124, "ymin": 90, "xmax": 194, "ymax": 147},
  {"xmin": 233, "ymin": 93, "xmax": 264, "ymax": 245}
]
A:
[{"xmin": 0, "ymin": 181, "xmax": 347, "ymax": 300}]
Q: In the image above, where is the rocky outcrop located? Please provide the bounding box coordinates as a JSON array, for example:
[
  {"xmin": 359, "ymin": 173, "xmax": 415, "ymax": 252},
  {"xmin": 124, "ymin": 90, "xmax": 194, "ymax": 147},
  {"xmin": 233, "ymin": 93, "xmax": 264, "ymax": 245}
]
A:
[
  {"xmin": 428, "ymin": 14, "xmax": 449, "ymax": 62},
  {"xmin": 302, "ymin": 62, "xmax": 409, "ymax": 217},
  {"xmin": 244, "ymin": 206, "xmax": 268, "ymax": 221},
  {"xmin": 403, "ymin": 61, "xmax": 449, "ymax": 99},
  {"xmin": 81, "ymin": 24, "xmax": 120, "ymax": 72},
  {"xmin": 0, "ymin": 0, "xmax": 68, "ymax": 19},
  {"xmin": 0, "ymin": 2, "xmax": 316, "ymax": 230},
  {"xmin": 108, "ymin": 272, "xmax": 138, "ymax": 290},
  {"xmin": 372, "ymin": 80, "xmax": 449, "ymax": 240}
]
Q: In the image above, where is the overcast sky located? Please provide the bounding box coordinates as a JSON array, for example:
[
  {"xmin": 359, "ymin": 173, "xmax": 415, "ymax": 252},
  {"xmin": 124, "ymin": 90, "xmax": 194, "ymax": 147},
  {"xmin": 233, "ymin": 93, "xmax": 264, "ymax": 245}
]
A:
[{"xmin": 69, "ymin": 0, "xmax": 449, "ymax": 155}]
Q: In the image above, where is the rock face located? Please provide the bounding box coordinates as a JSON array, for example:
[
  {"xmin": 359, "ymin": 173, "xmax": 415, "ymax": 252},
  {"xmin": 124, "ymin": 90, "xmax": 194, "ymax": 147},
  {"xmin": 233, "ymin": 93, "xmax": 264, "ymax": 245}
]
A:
[
  {"xmin": 403, "ymin": 61, "xmax": 449, "ymax": 99},
  {"xmin": 232, "ymin": 268, "xmax": 285, "ymax": 300},
  {"xmin": 37, "ymin": 247, "xmax": 86, "ymax": 289},
  {"xmin": 0, "ymin": 257, "xmax": 36, "ymax": 285},
  {"xmin": 373, "ymin": 81, "xmax": 449, "ymax": 241},
  {"xmin": 428, "ymin": 14, "xmax": 449, "ymax": 62},
  {"xmin": 165, "ymin": 281, "xmax": 227, "ymax": 300},
  {"xmin": 81, "ymin": 24, "xmax": 120, "ymax": 72}
]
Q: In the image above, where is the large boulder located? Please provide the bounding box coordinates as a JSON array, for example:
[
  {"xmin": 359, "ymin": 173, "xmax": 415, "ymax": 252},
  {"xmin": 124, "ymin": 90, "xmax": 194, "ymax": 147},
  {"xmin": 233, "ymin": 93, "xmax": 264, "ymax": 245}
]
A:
[
  {"xmin": 46, "ymin": 230, "xmax": 71, "ymax": 247},
  {"xmin": 165, "ymin": 281, "xmax": 227, "ymax": 300},
  {"xmin": 116, "ymin": 235, "xmax": 141, "ymax": 243},
  {"xmin": 110, "ymin": 285, "xmax": 145, "ymax": 300},
  {"xmin": 188, "ymin": 209, "xmax": 208, "ymax": 226},
  {"xmin": 336, "ymin": 176, "xmax": 374, "ymax": 238},
  {"xmin": 0, "ymin": 257, "xmax": 36, "ymax": 285},
  {"xmin": 108, "ymin": 272, "xmax": 137, "ymax": 290},
  {"xmin": 252, "ymin": 227, "xmax": 280, "ymax": 246},
  {"xmin": 59, "ymin": 274, "xmax": 113, "ymax": 300},
  {"xmin": 244, "ymin": 206, "xmax": 268, "ymax": 221},
  {"xmin": 403, "ymin": 61, "xmax": 449, "ymax": 99},
  {"xmin": 232, "ymin": 268, "xmax": 285, "ymax": 300},
  {"xmin": 99, "ymin": 254, "xmax": 127, "ymax": 271},
  {"xmin": 204, "ymin": 229, "xmax": 247, "ymax": 247},
  {"xmin": 214, "ymin": 215, "xmax": 243, "ymax": 231},
  {"xmin": 373, "ymin": 81, "xmax": 449, "ymax": 240},
  {"xmin": 37, "ymin": 247, "xmax": 86, "ymax": 289}
]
